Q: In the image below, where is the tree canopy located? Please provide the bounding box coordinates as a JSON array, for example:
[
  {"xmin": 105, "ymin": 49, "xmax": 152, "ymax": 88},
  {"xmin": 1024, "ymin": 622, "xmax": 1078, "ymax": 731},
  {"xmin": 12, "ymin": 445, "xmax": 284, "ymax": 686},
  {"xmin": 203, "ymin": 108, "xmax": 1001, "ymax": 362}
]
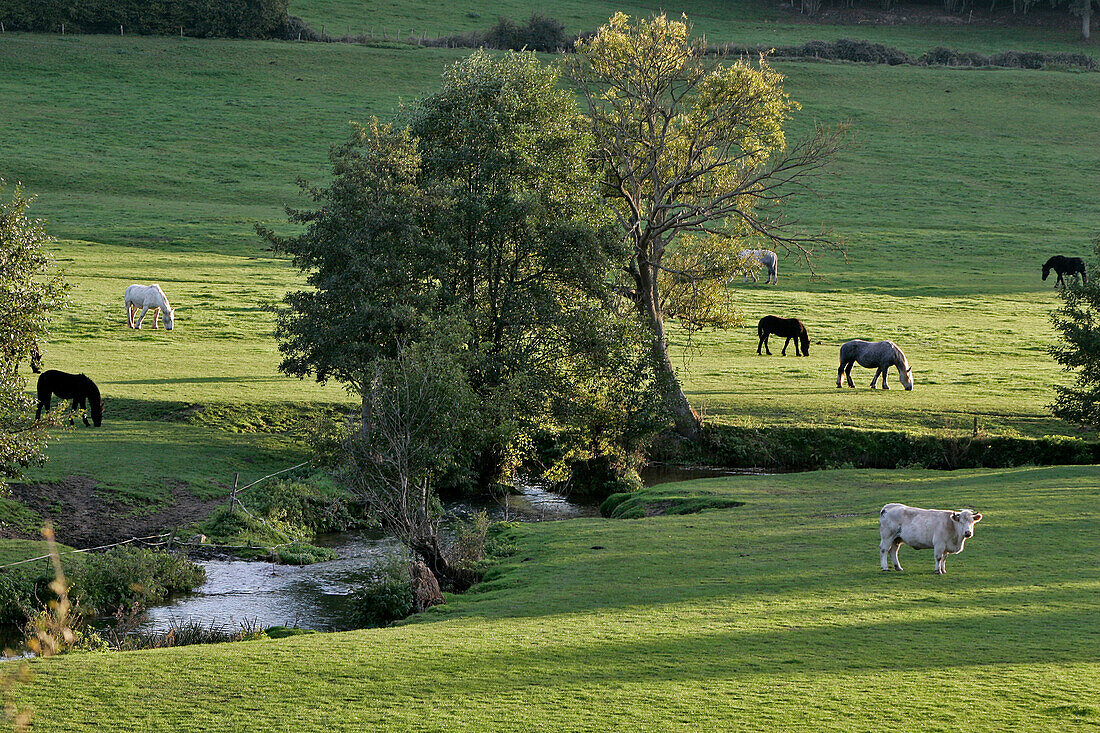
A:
[{"xmin": 269, "ymin": 51, "xmax": 657, "ymax": 497}]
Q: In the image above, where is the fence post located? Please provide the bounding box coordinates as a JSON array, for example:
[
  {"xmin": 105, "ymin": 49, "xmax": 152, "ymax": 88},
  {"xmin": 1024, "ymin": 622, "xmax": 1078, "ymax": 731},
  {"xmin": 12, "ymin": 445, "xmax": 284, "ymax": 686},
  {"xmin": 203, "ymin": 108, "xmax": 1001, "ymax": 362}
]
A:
[
  {"xmin": 120, "ymin": 24, "xmax": 124, "ymax": 35},
  {"xmin": 61, "ymin": 23, "xmax": 64, "ymax": 34}
]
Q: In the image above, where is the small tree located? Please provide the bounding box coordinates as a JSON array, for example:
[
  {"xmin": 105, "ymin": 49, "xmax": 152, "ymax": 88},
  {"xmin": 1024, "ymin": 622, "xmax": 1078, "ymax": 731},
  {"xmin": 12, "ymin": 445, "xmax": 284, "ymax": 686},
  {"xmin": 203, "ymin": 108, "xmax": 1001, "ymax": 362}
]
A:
[
  {"xmin": 0, "ymin": 184, "xmax": 68, "ymax": 481},
  {"xmin": 338, "ymin": 343, "xmax": 476, "ymax": 586},
  {"xmin": 1050, "ymin": 235, "xmax": 1100, "ymax": 428},
  {"xmin": 567, "ymin": 14, "xmax": 846, "ymax": 437}
]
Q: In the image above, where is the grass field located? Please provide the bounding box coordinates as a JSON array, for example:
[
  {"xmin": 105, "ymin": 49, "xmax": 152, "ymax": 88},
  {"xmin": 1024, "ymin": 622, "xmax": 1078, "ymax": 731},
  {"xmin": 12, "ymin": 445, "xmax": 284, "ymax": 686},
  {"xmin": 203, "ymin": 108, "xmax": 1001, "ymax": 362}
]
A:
[
  {"xmin": 15, "ymin": 466, "xmax": 1100, "ymax": 730},
  {"xmin": 287, "ymin": 0, "xmax": 1099, "ymax": 56},
  {"xmin": 0, "ymin": 11, "xmax": 1096, "ymax": 519},
  {"xmin": 2, "ymin": 8, "xmax": 1098, "ymax": 729}
]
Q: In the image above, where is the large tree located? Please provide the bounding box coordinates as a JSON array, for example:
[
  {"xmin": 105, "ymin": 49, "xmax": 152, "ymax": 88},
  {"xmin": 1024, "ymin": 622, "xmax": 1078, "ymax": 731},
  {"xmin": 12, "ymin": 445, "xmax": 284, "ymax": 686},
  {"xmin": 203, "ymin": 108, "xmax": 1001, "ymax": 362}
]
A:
[
  {"xmin": 269, "ymin": 51, "xmax": 649, "ymax": 493},
  {"xmin": 0, "ymin": 184, "xmax": 68, "ymax": 481},
  {"xmin": 403, "ymin": 50, "xmax": 636, "ymax": 483},
  {"xmin": 567, "ymin": 13, "xmax": 846, "ymax": 437}
]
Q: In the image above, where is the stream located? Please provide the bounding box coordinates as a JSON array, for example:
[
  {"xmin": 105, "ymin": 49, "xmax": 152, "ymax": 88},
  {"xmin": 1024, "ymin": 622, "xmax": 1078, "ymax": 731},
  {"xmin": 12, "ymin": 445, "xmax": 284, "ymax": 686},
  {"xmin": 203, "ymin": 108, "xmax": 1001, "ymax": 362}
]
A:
[{"xmin": 137, "ymin": 465, "xmax": 760, "ymax": 634}]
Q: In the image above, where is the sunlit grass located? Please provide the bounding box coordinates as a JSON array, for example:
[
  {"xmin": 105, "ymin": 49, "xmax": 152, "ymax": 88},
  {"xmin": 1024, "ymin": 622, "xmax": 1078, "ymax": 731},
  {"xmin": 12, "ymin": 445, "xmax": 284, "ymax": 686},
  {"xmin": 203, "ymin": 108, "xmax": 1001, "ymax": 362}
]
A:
[{"xmin": 17, "ymin": 466, "xmax": 1100, "ymax": 730}]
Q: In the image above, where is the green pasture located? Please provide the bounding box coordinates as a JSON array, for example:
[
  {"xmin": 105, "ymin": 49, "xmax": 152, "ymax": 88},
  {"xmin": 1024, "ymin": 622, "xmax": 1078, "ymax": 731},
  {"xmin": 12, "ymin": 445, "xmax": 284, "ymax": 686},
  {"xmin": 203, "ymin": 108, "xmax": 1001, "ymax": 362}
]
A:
[
  {"xmin": 17, "ymin": 466, "xmax": 1100, "ymax": 730},
  {"xmin": 288, "ymin": 0, "xmax": 1099, "ymax": 55},
  {"xmin": 0, "ymin": 32, "xmax": 1097, "ymax": 521}
]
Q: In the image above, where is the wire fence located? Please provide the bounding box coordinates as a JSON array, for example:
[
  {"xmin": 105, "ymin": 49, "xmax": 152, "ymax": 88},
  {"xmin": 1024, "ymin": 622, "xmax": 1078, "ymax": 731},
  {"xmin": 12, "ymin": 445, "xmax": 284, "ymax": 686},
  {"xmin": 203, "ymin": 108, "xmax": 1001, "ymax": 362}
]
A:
[{"xmin": 0, "ymin": 460, "xmax": 315, "ymax": 572}]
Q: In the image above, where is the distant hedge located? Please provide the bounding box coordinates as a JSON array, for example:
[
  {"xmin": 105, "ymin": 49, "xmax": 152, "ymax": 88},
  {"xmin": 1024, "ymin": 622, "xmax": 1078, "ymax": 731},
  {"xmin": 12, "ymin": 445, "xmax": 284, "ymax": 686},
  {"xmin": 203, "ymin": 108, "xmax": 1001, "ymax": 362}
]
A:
[
  {"xmin": 652, "ymin": 425, "xmax": 1100, "ymax": 472},
  {"xmin": 716, "ymin": 38, "xmax": 1098, "ymax": 71},
  {"xmin": 0, "ymin": 0, "xmax": 290, "ymax": 38}
]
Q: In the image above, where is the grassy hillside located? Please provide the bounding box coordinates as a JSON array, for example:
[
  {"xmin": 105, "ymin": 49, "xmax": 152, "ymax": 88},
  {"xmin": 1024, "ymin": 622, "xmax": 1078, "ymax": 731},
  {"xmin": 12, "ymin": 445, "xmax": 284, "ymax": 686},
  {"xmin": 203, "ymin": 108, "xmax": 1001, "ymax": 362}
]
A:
[
  {"xmin": 288, "ymin": 0, "xmax": 1099, "ymax": 55},
  {"xmin": 17, "ymin": 466, "xmax": 1100, "ymax": 730},
  {"xmin": 0, "ymin": 31, "xmax": 1096, "ymax": 537}
]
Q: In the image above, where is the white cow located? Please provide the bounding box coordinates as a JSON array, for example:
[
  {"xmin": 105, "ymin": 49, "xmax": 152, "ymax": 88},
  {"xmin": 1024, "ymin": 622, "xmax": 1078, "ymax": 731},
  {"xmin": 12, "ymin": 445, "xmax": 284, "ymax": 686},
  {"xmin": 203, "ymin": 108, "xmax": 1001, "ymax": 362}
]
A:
[
  {"xmin": 879, "ymin": 503, "xmax": 982, "ymax": 575},
  {"xmin": 125, "ymin": 284, "xmax": 175, "ymax": 330}
]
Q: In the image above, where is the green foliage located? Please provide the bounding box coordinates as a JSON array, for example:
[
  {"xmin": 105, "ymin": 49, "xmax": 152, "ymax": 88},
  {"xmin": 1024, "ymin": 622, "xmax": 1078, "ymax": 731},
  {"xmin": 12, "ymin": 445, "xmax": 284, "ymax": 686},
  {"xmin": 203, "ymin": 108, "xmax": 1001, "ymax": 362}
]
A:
[
  {"xmin": 347, "ymin": 557, "xmax": 414, "ymax": 629},
  {"xmin": 262, "ymin": 118, "xmax": 441, "ymax": 392},
  {"xmin": 0, "ymin": 0, "xmax": 290, "ymax": 38},
  {"xmin": 652, "ymin": 425, "xmax": 1100, "ymax": 471},
  {"xmin": 246, "ymin": 478, "xmax": 363, "ymax": 535},
  {"xmin": 66, "ymin": 547, "xmax": 205, "ymax": 615},
  {"xmin": 273, "ymin": 541, "xmax": 337, "ymax": 565},
  {"xmin": 199, "ymin": 506, "xmax": 338, "ymax": 563},
  {"xmin": 1049, "ymin": 235, "xmax": 1100, "ymax": 429},
  {"xmin": 23, "ymin": 608, "xmax": 108, "ymax": 653},
  {"xmin": 0, "ymin": 184, "xmax": 69, "ymax": 482},
  {"xmin": 483, "ymin": 14, "xmax": 569, "ymax": 52},
  {"xmin": 568, "ymin": 13, "xmax": 846, "ymax": 434}
]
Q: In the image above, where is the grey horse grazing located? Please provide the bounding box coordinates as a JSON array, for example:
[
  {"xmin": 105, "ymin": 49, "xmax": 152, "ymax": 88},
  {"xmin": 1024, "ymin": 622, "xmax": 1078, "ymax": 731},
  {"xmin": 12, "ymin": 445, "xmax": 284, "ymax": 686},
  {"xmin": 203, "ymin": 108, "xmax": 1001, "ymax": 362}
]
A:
[
  {"xmin": 737, "ymin": 249, "xmax": 778, "ymax": 285},
  {"xmin": 837, "ymin": 339, "xmax": 913, "ymax": 390}
]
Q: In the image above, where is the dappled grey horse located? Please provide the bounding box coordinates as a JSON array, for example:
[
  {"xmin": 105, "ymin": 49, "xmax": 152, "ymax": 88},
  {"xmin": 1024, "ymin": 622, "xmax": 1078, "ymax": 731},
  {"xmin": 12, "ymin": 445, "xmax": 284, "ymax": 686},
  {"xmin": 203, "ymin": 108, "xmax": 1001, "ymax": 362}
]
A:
[{"xmin": 837, "ymin": 339, "xmax": 913, "ymax": 391}]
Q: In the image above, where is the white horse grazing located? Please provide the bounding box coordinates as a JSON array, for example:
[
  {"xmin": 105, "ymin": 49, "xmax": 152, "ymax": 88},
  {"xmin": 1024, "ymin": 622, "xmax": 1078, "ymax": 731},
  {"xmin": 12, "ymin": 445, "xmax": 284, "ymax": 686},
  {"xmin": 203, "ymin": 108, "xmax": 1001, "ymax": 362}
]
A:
[
  {"xmin": 125, "ymin": 284, "xmax": 175, "ymax": 330},
  {"xmin": 837, "ymin": 339, "xmax": 913, "ymax": 390},
  {"xmin": 738, "ymin": 249, "xmax": 778, "ymax": 285}
]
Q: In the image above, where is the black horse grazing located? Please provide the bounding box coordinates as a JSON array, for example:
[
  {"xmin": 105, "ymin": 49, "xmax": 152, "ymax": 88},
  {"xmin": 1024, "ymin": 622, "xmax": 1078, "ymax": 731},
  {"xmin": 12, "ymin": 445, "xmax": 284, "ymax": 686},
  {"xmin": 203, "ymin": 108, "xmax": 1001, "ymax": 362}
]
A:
[
  {"xmin": 35, "ymin": 370, "xmax": 103, "ymax": 427},
  {"xmin": 1042, "ymin": 255, "xmax": 1087, "ymax": 288},
  {"xmin": 757, "ymin": 316, "xmax": 810, "ymax": 356}
]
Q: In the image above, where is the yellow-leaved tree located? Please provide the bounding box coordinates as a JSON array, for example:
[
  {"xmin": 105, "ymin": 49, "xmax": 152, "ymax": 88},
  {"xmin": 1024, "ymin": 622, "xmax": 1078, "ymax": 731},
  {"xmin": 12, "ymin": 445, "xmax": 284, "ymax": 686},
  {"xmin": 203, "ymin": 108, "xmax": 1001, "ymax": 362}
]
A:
[{"xmin": 567, "ymin": 13, "xmax": 846, "ymax": 437}]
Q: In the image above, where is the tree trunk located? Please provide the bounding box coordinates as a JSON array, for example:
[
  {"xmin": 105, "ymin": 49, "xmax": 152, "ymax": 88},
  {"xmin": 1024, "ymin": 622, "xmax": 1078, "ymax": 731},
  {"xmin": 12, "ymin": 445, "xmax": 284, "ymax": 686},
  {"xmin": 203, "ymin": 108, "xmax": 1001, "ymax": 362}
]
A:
[
  {"xmin": 1083, "ymin": 5, "xmax": 1092, "ymax": 41},
  {"xmin": 637, "ymin": 261, "xmax": 702, "ymax": 439}
]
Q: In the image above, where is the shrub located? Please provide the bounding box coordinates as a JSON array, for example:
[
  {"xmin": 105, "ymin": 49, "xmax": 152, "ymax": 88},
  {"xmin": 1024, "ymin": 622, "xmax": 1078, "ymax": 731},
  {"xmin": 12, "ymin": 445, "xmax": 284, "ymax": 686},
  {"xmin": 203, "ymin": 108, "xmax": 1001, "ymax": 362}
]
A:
[
  {"xmin": 248, "ymin": 478, "xmax": 363, "ymax": 535},
  {"xmin": 273, "ymin": 541, "xmax": 337, "ymax": 565},
  {"xmin": 484, "ymin": 14, "xmax": 569, "ymax": 52},
  {"xmin": 67, "ymin": 547, "xmax": 205, "ymax": 615},
  {"xmin": 348, "ymin": 557, "xmax": 414, "ymax": 629}
]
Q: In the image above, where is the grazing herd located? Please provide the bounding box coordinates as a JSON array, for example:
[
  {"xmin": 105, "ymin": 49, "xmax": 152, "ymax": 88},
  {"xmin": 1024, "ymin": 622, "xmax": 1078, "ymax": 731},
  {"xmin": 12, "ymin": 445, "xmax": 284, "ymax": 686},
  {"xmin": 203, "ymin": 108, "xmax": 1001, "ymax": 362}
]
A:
[{"xmin": 25, "ymin": 253, "xmax": 1087, "ymax": 572}]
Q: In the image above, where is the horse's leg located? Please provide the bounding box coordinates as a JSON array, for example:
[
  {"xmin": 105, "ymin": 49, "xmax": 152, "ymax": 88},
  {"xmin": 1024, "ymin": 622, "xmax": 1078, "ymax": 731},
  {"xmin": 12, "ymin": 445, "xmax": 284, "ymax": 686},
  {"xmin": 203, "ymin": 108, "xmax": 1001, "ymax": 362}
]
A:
[
  {"xmin": 871, "ymin": 367, "xmax": 882, "ymax": 389},
  {"xmin": 76, "ymin": 397, "xmax": 90, "ymax": 427},
  {"xmin": 782, "ymin": 336, "xmax": 792, "ymax": 356},
  {"xmin": 758, "ymin": 331, "xmax": 767, "ymax": 355},
  {"xmin": 35, "ymin": 394, "xmax": 48, "ymax": 420},
  {"xmin": 154, "ymin": 307, "xmax": 161, "ymax": 329},
  {"xmin": 68, "ymin": 398, "xmax": 78, "ymax": 426},
  {"xmin": 881, "ymin": 368, "xmax": 891, "ymax": 390},
  {"xmin": 135, "ymin": 306, "xmax": 150, "ymax": 329}
]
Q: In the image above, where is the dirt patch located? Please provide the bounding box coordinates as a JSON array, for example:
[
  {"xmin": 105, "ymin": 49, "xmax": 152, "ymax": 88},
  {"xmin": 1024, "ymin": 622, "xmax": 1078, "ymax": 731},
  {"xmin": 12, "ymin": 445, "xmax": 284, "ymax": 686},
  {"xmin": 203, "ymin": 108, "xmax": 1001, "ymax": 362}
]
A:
[
  {"xmin": 3, "ymin": 477, "xmax": 224, "ymax": 548},
  {"xmin": 644, "ymin": 500, "xmax": 677, "ymax": 517}
]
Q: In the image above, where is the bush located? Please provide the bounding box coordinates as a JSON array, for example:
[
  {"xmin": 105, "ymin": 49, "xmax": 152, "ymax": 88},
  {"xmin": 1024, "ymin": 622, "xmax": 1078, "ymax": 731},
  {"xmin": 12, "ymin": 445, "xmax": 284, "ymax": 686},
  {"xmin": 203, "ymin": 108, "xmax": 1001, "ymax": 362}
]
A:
[
  {"xmin": 348, "ymin": 557, "xmax": 414, "ymax": 629},
  {"xmin": 67, "ymin": 547, "xmax": 205, "ymax": 615},
  {"xmin": 248, "ymin": 478, "xmax": 363, "ymax": 535},
  {"xmin": 198, "ymin": 505, "xmax": 338, "ymax": 564},
  {"xmin": 650, "ymin": 425, "xmax": 1100, "ymax": 472},
  {"xmin": 484, "ymin": 14, "xmax": 570, "ymax": 52},
  {"xmin": 0, "ymin": 0, "xmax": 290, "ymax": 38}
]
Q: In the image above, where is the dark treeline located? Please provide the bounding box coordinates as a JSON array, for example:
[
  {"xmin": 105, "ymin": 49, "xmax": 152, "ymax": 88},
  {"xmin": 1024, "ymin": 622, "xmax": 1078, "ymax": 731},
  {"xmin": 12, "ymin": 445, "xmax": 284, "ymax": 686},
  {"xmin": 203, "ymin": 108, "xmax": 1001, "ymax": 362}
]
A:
[
  {"xmin": 717, "ymin": 38, "xmax": 1098, "ymax": 69},
  {"xmin": 0, "ymin": 0, "xmax": 290, "ymax": 38}
]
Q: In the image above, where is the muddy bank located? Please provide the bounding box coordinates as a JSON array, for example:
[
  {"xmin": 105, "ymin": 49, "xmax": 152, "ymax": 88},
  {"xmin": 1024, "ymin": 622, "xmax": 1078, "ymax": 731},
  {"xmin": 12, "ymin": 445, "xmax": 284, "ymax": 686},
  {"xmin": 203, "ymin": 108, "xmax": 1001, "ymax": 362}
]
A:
[{"xmin": 4, "ymin": 477, "xmax": 223, "ymax": 547}]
